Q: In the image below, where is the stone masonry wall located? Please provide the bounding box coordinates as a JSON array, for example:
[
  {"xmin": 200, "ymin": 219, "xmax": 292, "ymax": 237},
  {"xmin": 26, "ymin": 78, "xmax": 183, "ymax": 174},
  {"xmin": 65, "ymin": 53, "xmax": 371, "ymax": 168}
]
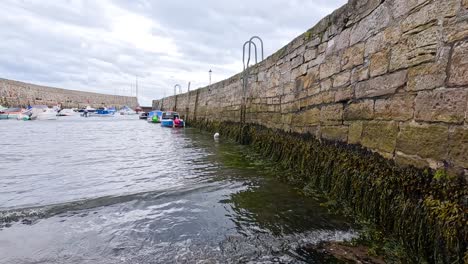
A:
[
  {"xmin": 0, "ymin": 78, "xmax": 138, "ymax": 109},
  {"xmin": 153, "ymin": 0, "xmax": 468, "ymax": 174}
]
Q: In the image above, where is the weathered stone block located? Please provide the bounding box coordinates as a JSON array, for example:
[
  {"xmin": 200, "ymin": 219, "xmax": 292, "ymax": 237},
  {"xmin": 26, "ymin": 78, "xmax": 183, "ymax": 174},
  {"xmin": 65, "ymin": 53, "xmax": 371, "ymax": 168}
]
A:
[
  {"xmin": 307, "ymin": 93, "xmax": 323, "ymax": 106},
  {"xmin": 364, "ymin": 32, "xmax": 384, "ymax": 56},
  {"xmin": 350, "ymin": 4, "xmax": 391, "ymax": 45},
  {"xmin": 307, "ymin": 84, "xmax": 321, "ymax": 97},
  {"xmin": 332, "ymin": 71, "xmax": 351, "ymax": 88},
  {"xmin": 375, "ymin": 94, "xmax": 414, "ymax": 121},
  {"xmin": 351, "ymin": 66, "xmax": 369, "ymax": 84},
  {"xmin": 407, "ymin": 54, "xmax": 448, "ymax": 92},
  {"xmin": 291, "ymin": 55, "xmax": 305, "ymax": 69},
  {"xmin": 281, "ymin": 101, "xmax": 297, "ymax": 113},
  {"xmin": 397, "ymin": 122, "xmax": 449, "ymax": 160},
  {"xmin": 318, "ymin": 42, "xmax": 327, "ymax": 54},
  {"xmin": 389, "ymin": 0, "xmax": 429, "ymax": 19},
  {"xmin": 369, "ymin": 49, "xmax": 390, "ymax": 77},
  {"xmin": 320, "ymin": 78, "xmax": 333, "ymax": 92},
  {"xmin": 319, "ymin": 55, "xmax": 341, "ymax": 79},
  {"xmin": 322, "ymin": 91, "xmax": 336, "ymax": 104},
  {"xmin": 325, "ymin": 37, "xmax": 337, "ymax": 56},
  {"xmin": 306, "ymin": 37, "xmax": 321, "ymax": 48},
  {"xmin": 303, "ymin": 107, "xmax": 321, "ymax": 125},
  {"xmin": 448, "ymin": 41, "xmax": 468, "ymax": 86},
  {"xmin": 341, "ymin": 43, "xmax": 365, "ymax": 70},
  {"xmin": 464, "ymin": 0, "xmax": 468, "ymax": 9},
  {"xmin": 320, "ymin": 104, "xmax": 343, "ymax": 125},
  {"xmin": 449, "ymin": 126, "xmax": 468, "ymax": 168},
  {"xmin": 334, "ymin": 28, "xmax": 351, "ymax": 51},
  {"xmin": 415, "ymin": 88, "xmax": 467, "ymax": 124},
  {"xmin": 389, "ymin": 43, "xmax": 410, "ymax": 71},
  {"xmin": 364, "ymin": 26, "xmax": 402, "ymax": 56},
  {"xmin": 444, "ymin": 17, "xmax": 468, "ymax": 43},
  {"xmin": 281, "ymin": 113, "xmax": 293, "ymax": 125},
  {"xmin": 320, "ymin": 126, "xmax": 349, "ymax": 142},
  {"xmin": 390, "ymin": 26, "xmax": 439, "ymax": 71},
  {"xmin": 303, "ymin": 66, "xmax": 319, "ymax": 89},
  {"xmin": 355, "ymin": 70, "xmax": 407, "ymax": 99},
  {"xmin": 295, "ymin": 76, "xmax": 306, "ymax": 93},
  {"xmin": 304, "ymin": 48, "xmax": 317, "ymax": 62},
  {"xmin": 347, "ymin": 0, "xmax": 382, "ymax": 26},
  {"xmin": 344, "ymin": 100, "xmax": 374, "ymax": 120},
  {"xmin": 308, "ymin": 53, "xmax": 325, "ymax": 68},
  {"xmin": 361, "ymin": 121, "xmax": 399, "ymax": 153},
  {"xmin": 348, "ymin": 121, "xmax": 363, "ymax": 144},
  {"xmin": 401, "ymin": 0, "xmax": 459, "ymax": 33},
  {"xmin": 335, "ymin": 86, "xmax": 354, "ymax": 102}
]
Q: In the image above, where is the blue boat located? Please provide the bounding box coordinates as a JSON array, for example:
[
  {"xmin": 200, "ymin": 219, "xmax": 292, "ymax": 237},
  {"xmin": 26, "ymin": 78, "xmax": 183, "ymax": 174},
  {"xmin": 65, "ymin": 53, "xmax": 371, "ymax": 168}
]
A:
[
  {"xmin": 161, "ymin": 111, "xmax": 184, "ymax": 128},
  {"xmin": 91, "ymin": 107, "xmax": 116, "ymax": 117},
  {"xmin": 147, "ymin": 110, "xmax": 163, "ymax": 123}
]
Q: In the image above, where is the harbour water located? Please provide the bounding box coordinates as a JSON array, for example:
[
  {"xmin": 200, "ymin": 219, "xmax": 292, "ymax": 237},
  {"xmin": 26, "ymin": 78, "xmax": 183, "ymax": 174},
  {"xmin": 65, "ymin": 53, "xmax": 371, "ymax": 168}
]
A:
[{"xmin": 0, "ymin": 117, "xmax": 356, "ymax": 263}]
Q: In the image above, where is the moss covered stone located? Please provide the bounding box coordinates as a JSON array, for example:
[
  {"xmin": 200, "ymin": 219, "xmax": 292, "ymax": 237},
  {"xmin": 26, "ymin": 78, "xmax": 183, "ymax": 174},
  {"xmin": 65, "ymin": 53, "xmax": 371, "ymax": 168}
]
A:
[
  {"xmin": 449, "ymin": 126, "xmax": 468, "ymax": 168},
  {"xmin": 397, "ymin": 122, "xmax": 449, "ymax": 160},
  {"xmin": 320, "ymin": 125, "xmax": 349, "ymax": 142},
  {"xmin": 361, "ymin": 121, "xmax": 398, "ymax": 154},
  {"xmin": 190, "ymin": 119, "xmax": 467, "ymax": 263},
  {"xmin": 347, "ymin": 121, "xmax": 363, "ymax": 144}
]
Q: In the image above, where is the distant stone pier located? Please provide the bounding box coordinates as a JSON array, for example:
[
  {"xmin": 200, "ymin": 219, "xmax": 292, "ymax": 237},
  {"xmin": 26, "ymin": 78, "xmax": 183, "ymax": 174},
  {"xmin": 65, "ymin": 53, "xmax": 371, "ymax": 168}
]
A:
[{"xmin": 0, "ymin": 78, "xmax": 138, "ymax": 109}]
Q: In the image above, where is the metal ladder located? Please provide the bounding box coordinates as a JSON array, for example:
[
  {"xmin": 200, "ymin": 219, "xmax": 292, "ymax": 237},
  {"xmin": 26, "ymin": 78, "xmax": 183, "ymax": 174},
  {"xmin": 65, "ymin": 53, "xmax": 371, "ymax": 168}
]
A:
[{"xmin": 240, "ymin": 36, "xmax": 264, "ymax": 143}]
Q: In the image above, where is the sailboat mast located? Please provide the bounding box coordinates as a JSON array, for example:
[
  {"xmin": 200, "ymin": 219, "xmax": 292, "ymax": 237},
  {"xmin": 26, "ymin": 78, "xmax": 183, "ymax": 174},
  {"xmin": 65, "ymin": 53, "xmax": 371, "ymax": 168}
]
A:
[{"xmin": 135, "ymin": 76, "xmax": 138, "ymax": 99}]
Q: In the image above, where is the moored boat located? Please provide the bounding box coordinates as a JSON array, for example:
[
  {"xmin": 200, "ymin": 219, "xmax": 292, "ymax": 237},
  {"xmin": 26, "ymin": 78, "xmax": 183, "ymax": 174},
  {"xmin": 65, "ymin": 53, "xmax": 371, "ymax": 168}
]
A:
[
  {"xmin": 147, "ymin": 110, "xmax": 163, "ymax": 123},
  {"xmin": 0, "ymin": 107, "xmax": 24, "ymax": 120},
  {"xmin": 139, "ymin": 112, "xmax": 148, "ymax": 120},
  {"xmin": 57, "ymin": 109, "xmax": 77, "ymax": 116},
  {"xmin": 17, "ymin": 109, "xmax": 32, "ymax": 121},
  {"xmin": 31, "ymin": 105, "xmax": 58, "ymax": 120},
  {"xmin": 160, "ymin": 111, "xmax": 185, "ymax": 128},
  {"xmin": 90, "ymin": 107, "xmax": 116, "ymax": 117},
  {"xmin": 119, "ymin": 106, "xmax": 137, "ymax": 115}
]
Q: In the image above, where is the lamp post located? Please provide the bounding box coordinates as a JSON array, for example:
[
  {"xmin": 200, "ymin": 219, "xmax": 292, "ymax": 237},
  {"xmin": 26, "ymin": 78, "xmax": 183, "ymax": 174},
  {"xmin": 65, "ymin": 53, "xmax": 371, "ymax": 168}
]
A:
[{"xmin": 209, "ymin": 69, "xmax": 212, "ymax": 85}]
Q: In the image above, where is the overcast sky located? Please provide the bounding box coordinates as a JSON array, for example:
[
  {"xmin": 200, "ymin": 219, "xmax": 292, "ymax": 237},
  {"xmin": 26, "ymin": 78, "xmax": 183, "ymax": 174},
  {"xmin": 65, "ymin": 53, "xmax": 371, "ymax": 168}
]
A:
[{"xmin": 0, "ymin": 0, "xmax": 347, "ymax": 106}]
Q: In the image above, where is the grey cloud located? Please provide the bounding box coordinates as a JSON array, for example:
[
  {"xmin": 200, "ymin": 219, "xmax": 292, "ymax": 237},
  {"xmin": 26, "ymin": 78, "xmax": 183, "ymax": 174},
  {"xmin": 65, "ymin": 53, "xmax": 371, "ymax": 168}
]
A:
[{"xmin": 0, "ymin": 0, "xmax": 347, "ymax": 105}]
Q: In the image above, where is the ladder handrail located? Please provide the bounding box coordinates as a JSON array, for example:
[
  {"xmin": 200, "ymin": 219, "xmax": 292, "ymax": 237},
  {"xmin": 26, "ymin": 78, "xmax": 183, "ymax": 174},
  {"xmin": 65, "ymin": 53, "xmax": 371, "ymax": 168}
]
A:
[
  {"xmin": 249, "ymin": 36, "xmax": 264, "ymax": 61},
  {"xmin": 174, "ymin": 84, "xmax": 181, "ymax": 96},
  {"xmin": 243, "ymin": 40, "xmax": 257, "ymax": 72}
]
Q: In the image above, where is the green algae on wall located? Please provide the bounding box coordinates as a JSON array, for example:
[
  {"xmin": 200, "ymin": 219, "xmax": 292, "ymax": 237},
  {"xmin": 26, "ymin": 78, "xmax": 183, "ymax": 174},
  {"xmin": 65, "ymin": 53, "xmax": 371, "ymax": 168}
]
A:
[{"xmin": 190, "ymin": 119, "xmax": 468, "ymax": 264}]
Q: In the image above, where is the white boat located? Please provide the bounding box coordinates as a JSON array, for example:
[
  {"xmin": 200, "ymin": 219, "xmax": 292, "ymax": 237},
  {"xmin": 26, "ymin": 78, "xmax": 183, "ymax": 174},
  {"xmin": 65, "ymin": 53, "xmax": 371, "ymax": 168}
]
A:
[
  {"xmin": 17, "ymin": 109, "xmax": 32, "ymax": 121},
  {"xmin": 0, "ymin": 107, "xmax": 25, "ymax": 120},
  {"xmin": 119, "ymin": 106, "xmax": 137, "ymax": 115},
  {"xmin": 31, "ymin": 105, "xmax": 58, "ymax": 120},
  {"xmin": 80, "ymin": 106, "xmax": 96, "ymax": 117},
  {"xmin": 57, "ymin": 109, "xmax": 77, "ymax": 116}
]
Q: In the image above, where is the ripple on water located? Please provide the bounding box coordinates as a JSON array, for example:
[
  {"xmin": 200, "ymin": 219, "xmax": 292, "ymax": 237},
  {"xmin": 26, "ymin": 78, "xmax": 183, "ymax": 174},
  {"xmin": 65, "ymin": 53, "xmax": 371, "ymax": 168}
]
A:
[{"xmin": 0, "ymin": 118, "xmax": 355, "ymax": 263}]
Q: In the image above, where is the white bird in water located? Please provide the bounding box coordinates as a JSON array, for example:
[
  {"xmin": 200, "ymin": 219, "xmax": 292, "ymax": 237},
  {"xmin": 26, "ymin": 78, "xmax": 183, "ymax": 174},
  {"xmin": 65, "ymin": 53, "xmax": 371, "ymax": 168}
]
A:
[{"xmin": 214, "ymin": 132, "xmax": 220, "ymax": 140}]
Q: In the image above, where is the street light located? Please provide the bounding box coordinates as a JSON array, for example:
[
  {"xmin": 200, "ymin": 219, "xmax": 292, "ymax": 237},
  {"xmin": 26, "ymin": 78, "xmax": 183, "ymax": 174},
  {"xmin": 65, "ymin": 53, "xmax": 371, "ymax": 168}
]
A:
[{"xmin": 209, "ymin": 69, "xmax": 212, "ymax": 85}]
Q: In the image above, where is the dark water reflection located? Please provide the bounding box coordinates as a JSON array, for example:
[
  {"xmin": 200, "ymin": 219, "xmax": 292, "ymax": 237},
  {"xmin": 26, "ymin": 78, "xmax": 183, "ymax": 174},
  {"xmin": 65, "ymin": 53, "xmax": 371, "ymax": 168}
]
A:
[{"xmin": 0, "ymin": 117, "xmax": 355, "ymax": 263}]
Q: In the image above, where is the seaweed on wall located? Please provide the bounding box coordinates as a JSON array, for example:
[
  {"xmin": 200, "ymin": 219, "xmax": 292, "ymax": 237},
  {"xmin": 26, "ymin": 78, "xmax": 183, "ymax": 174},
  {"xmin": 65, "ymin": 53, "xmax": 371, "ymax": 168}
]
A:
[{"xmin": 190, "ymin": 119, "xmax": 468, "ymax": 263}]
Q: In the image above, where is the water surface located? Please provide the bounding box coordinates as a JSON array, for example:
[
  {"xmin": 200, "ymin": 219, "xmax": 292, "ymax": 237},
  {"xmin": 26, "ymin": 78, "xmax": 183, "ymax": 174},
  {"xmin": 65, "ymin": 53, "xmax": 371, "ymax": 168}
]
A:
[{"xmin": 0, "ymin": 117, "xmax": 355, "ymax": 263}]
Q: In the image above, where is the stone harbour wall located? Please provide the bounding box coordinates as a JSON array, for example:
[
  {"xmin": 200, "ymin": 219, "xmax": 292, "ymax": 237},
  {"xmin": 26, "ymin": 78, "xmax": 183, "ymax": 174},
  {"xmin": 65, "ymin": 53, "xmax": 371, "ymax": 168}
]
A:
[
  {"xmin": 0, "ymin": 78, "xmax": 138, "ymax": 109},
  {"xmin": 153, "ymin": 0, "xmax": 468, "ymax": 174}
]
